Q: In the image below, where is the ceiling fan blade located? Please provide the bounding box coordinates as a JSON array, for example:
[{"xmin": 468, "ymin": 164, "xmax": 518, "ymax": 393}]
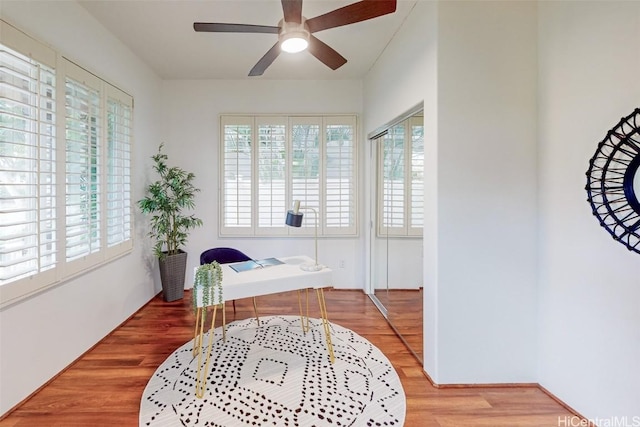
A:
[
  {"xmin": 249, "ymin": 42, "xmax": 282, "ymax": 76},
  {"xmin": 281, "ymin": 0, "xmax": 303, "ymax": 24},
  {"xmin": 307, "ymin": 35, "xmax": 347, "ymax": 70},
  {"xmin": 306, "ymin": 0, "xmax": 397, "ymax": 33},
  {"xmin": 193, "ymin": 22, "xmax": 279, "ymax": 34}
]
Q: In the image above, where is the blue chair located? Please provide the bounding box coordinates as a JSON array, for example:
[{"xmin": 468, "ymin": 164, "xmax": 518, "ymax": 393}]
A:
[
  {"xmin": 199, "ymin": 247, "xmax": 253, "ymax": 314},
  {"xmin": 200, "ymin": 247, "xmax": 251, "ymax": 265}
]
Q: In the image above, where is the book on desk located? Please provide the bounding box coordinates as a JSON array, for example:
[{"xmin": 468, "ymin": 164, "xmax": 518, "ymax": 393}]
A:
[{"xmin": 229, "ymin": 257, "xmax": 284, "ymax": 273}]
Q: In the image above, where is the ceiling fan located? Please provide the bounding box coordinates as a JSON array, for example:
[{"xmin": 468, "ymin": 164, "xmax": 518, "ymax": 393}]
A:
[{"xmin": 193, "ymin": 0, "xmax": 397, "ymax": 76}]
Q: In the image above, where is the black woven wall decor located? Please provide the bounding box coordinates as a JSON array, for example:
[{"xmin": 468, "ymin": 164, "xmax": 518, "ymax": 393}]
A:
[{"xmin": 586, "ymin": 108, "xmax": 640, "ymax": 254}]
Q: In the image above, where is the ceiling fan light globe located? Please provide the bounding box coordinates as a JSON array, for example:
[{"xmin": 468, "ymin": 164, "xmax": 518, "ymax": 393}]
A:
[{"xmin": 281, "ymin": 35, "xmax": 308, "ymax": 53}]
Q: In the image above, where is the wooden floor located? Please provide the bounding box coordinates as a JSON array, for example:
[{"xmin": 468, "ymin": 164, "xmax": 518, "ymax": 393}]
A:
[
  {"xmin": 0, "ymin": 289, "xmax": 579, "ymax": 427},
  {"xmin": 374, "ymin": 288, "xmax": 424, "ymax": 362}
]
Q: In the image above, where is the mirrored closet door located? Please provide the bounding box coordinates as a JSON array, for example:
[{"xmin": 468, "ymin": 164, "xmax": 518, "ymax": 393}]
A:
[{"xmin": 369, "ymin": 103, "xmax": 424, "ymax": 364}]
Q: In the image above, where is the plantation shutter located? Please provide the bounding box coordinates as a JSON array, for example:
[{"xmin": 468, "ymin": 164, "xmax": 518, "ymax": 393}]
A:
[
  {"xmin": 379, "ymin": 123, "xmax": 406, "ymax": 236},
  {"xmin": 409, "ymin": 116, "xmax": 423, "ymax": 235},
  {"xmin": 0, "ymin": 21, "xmax": 136, "ymax": 307},
  {"xmin": 0, "ymin": 23, "xmax": 57, "ymax": 289},
  {"xmin": 221, "ymin": 116, "xmax": 253, "ymax": 234},
  {"xmin": 289, "ymin": 117, "xmax": 321, "ymax": 234},
  {"xmin": 64, "ymin": 61, "xmax": 102, "ymax": 270},
  {"xmin": 105, "ymin": 85, "xmax": 132, "ymax": 254},
  {"xmin": 219, "ymin": 114, "xmax": 357, "ymax": 237},
  {"xmin": 324, "ymin": 116, "xmax": 356, "ymax": 234},
  {"xmin": 256, "ymin": 117, "xmax": 287, "ymax": 235}
]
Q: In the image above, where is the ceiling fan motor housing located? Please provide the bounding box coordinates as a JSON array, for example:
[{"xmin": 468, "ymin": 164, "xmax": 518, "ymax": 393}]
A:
[{"xmin": 278, "ymin": 18, "xmax": 311, "ymax": 53}]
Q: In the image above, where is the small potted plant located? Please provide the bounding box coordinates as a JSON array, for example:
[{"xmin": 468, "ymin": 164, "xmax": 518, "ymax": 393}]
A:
[
  {"xmin": 138, "ymin": 143, "xmax": 203, "ymax": 301},
  {"xmin": 192, "ymin": 262, "xmax": 224, "ymax": 311}
]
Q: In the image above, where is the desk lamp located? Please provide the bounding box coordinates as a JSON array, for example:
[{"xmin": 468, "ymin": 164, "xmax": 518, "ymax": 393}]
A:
[{"xmin": 285, "ymin": 200, "xmax": 321, "ymax": 271}]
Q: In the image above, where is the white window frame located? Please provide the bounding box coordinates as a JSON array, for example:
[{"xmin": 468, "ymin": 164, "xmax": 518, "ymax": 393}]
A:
[
  {"xmin": 408, "ymin": 115, "xmax": 424, "ymax": 234},
  {"xmin": 0, "ymin": 21, "xmax": 58, "ymax": 303},
  {"xmin": 323, "ymin": 116, "xmax": 357, "ymax": 234},
  {"xmin": 287, "ymin": 116, "xmax": 323, "ymax": 238},
  {"xmin": 255, "ymin": 116, "xmax": 288, "ymax": 236},
  {"xmin": 376, "ymin": 116, "xmax": 423, "ymax": 237},
  {"xmin": 220, "ymin": 115, "xmax": 254, "ymax": 236},
  {"xmin": 104, "ymin": 85, "xmax": 133, "ymax": 259},
  {"xmin": 220, "ymin": 114, "xmax": 357, "ymax": 237},
  {"xmin": 0, "ymin": 20, "xmax": 133, "ymax": 308},
  {"xmin": 62, "ymin": 60, "xmax": 104, "ymax": 277}
]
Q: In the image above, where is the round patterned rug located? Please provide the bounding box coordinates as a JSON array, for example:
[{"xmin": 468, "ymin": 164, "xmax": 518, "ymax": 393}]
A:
[{"xmin": 140, "ymin": 315, "xmax": 405, "ymax": 426}]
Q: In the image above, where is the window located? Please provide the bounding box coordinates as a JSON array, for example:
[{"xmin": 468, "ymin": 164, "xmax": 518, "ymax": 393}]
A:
[
  {"xmin": 257, "ymin": 117, "xmax": 287, "ymax": 233},
  {"xmin": 64, "ymin": 63, "xmax": 102, "ymax": 271},
  {"xmin": 105, "ymin": 87, "xmax": 133, "ymax": 255},
  {"xmin": 377, "ymin": 115, "xmax": 423, "ymax": 237},
  {"xmin": 325, "ymin": 119, "xmax": 355, "ymax": 230},
  {"xmin": 221, "ymin": 117, "xmax": 252, "ymax": 233},
  {"xmin": 0, "ymin": 35, "xmax": 57, "ymax": 289},
  {"xmin": 221, "ymin": 115, "xmax": 357, "ymax": 236},
  {"xmin": 409, "ymin": 117, "xmax": 424, "ymax": 230},
  {"xmin": 0, "ymin": 20, "xmax": 133, "ymax": 307}
]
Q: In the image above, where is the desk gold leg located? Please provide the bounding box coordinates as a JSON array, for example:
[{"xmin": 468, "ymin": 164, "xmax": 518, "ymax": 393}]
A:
[
  {"xmin": 316, "ymin": 288, "xmax": 335, "ymax": 364},
  {"xmin": 222, "ymin": 302, "xmax": 226, "ymax": 342},
  {"xmin": 195, "ymin": 304, "xmax": 220, "ymax": 398},
  {"xmin": 193, "ymin": 307, "xmax": 202, "ymax": 357},
  {"xmin": 194, "ymin": 306, "xmax": 207, "ymax": 398},
  {"xmin": 298, "ymin": 289, "xmax": 310, "ymax": 334},
  {"xmin": 252, "ymin": 297, "xmax": 260, "ymax": 326}
]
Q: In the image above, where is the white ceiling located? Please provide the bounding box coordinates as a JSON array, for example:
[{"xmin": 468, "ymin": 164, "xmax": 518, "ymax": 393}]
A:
[{"xmin": 79, "ymin": 0, "xmax": 417, "ymax": 80}]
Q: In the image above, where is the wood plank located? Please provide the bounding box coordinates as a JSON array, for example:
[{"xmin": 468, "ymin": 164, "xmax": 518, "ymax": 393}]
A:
[{"xmin": 0, "ymin": 289, "xmax": 580, "ymax": 426}]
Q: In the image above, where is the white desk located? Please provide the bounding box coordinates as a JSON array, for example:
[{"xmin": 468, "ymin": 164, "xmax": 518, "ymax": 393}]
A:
[
  {"xmin": 220, "ymin": 255, "xmax": 332, "ymax": 300},
  {"xmin": 192, "ymin": 255, "xmax": 335, "ymax": 398}
]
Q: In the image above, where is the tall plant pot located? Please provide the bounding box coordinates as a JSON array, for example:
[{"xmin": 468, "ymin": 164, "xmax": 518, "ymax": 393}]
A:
[{"xmin": 158, "ymin": 250, "xmax": 188, "ymax": 302}]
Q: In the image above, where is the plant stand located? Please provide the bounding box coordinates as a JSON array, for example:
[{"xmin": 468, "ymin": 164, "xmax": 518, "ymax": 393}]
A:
[{"xmin": 191, "ymin": 263, "xmax": 224, "ymax": 398}]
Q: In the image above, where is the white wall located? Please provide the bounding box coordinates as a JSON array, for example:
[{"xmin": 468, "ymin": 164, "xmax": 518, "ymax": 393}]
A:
[
  {"xmin": 368, "ymin": 0, "xmax": 639, "ymax": 418},
  {"xmin": 434, "ymin": 0, "xmax": 539, "ymax": 383},
  {"xmin": 363, "ymin": 0, "xmax": 439, "ymax": 374},
  {"xmin": 159, "ymin": 79, "xmax": 364, "ymax": 289},
  {"xmin": 363, "ymin": 3, "xmax": 432, "ymax": 134},
  {"xmin": 372, "ymin": 238, "xmax": 423, "ymax": 290},
  {"xmin": 366, "ymin": 0, "xmax": 539, "ymax": 385},
  {"xmin": 0, "ymin": 1, "xmax": 162, "ymax": 415},
  {"xmin": 537, "ymin": 1, "xmax": 640, "ymax": 418}
]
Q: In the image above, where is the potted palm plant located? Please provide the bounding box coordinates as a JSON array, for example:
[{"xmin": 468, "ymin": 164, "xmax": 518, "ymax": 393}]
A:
[{"xmin": 138, "ymin": 143, "xmax": 203, "ymax": 301}]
